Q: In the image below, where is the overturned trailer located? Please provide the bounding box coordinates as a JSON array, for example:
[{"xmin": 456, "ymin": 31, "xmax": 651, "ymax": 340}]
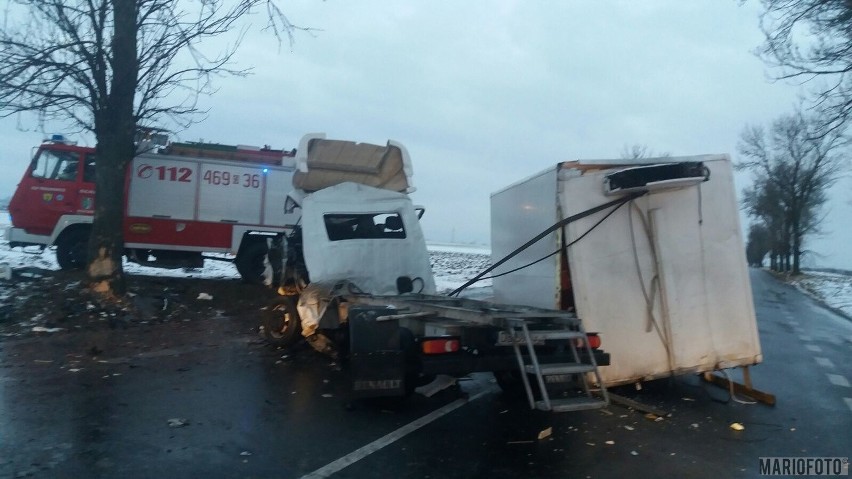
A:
[{"xmin": 490, "ymin": 155, "xmax": 762, "ymax": 386}]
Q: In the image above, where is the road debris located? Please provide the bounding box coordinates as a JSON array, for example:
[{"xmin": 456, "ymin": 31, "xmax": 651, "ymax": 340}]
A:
[
  {"xmin": 167, "ymin": 418, "xmax": 189, "ymax": 428},
  {"xmin": 630, "ymin": 450, "xmax": 639, "ymax": 456},
  {"xmin": 729, "ymin": 422, "xmax": 745, "ymax": 431},
  {"xmin": 32, "ymin": 326, "xmax": 63, "ymax": 333},
  {"xmin": 605, "ymin": 440, "xmax": 615, "ymax": 445},
  {"xmin": 537, "ymin": 427, "xmax": 552, "ymax": 440},
  {"xmin": 415, "ymin": 374, "xmax": 457, "ymax": 397},
  {"xmin": 624, "ymin": 425, "xmax": 635, "ymax": 431},
  {"xmin": 321, "ymin": 393, "xmax": 333, "ymax": 398},
  {"xmin": 0, "ymin": 262, "xmax": 11, "ymax": 280},
  {"xmin": 197, "ymin": 293, "xmax": 213, "ymax": 300},
  {"xmin": 240, "ymin": 451, "xmax": 252, "ymax": 456},
  {"xmin": 609, "ymin": 392, "xmax": 669, "ymax": 417}
]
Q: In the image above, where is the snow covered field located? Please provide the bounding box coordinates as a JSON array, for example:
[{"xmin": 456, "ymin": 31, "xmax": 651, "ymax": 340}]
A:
[
  {"xmin": 1, "ymin": 210, "xmax": 850, "ymax": 318},
  {"xmin": 791, "ymin": 271, "xmax": 852, "ymax": 319},
  {"xmin": 0, "ymin": 211, "xmax": 491, "ymax": 294}
]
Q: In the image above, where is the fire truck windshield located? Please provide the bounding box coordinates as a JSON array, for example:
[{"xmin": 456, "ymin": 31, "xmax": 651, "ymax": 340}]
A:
[{"xmin": 31, "ymin": 149, "xmax": 79, "ymax": 181}]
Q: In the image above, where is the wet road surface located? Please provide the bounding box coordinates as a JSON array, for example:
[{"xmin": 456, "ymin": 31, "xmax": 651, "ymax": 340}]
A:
[{"xmin": 1, "ymin": 269, "xmax": 850, "ymax": 478}]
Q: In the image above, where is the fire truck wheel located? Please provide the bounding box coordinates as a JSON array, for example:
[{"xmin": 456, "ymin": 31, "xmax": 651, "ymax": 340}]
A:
[
  {"xmin": 236, "ymin": 239, "xmax": 269, "ymax": 284},
  {"xmin": 262, "ymin": 296, "xmax": 302, "ymax": 347},
  {"xmin": 56, "ymin": 229, "xmax": 89, "ymax": 270}
]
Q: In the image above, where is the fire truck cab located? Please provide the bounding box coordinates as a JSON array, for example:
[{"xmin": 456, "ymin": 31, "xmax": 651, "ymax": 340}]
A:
[{"xmin": 6, "ymin": 135, "xmax": 299, "ymax": 283}]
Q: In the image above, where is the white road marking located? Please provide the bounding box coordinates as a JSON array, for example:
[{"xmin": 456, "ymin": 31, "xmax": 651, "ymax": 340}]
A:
[
  {"xmin": 814, "ymin": 357, "xmax": 835, "ymax": 368},
  {"xmin": 299, "ymin": 386, "xmax": 497, "ymax": 479},
  {"xmin": 806, "ymin": 344, "xmax": 823, "ymax": 353},
  {"xmin": 827, "ymin": 374, "xmax": 850, "ymax": 388},
  {"xmin": 845, "ymin": 398, "xmax": 852, "ymax": 413}
]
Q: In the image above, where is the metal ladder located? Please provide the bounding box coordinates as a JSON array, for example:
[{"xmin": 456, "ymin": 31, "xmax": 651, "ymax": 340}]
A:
[{"xmin": 506, "ymin": 318, "xmax": 609, "ymax": 412}]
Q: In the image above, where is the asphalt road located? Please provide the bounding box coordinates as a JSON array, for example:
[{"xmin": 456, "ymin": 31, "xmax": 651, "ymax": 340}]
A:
[{"xmin": 0, "ymin": 269, "xmax": 850, "ymax": 478}]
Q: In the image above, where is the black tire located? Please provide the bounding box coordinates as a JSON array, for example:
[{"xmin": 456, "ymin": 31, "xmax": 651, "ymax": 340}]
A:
[
  {"xmin": 235, "ymin": 239, "xmax": 269, "ymax": 284},
  {"xmin": 493, "ymin": 369, "xmax": 540, "ymax": 401},
  {"xmin": 56, "ymin": 229, "xmax": 89, "ymax": 270},
  {"xmin": 262, "ymin": 296, "xmax": 302, "ymax": 347}
]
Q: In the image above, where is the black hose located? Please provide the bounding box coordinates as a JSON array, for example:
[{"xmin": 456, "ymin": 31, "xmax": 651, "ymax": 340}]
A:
[
  {"xmin": 479, "ymin": 197, "xmax": 630, "ymax": 281},
  {"xmin": 448, "ymin": 191, "xmax": 646, "ymax": 297}
]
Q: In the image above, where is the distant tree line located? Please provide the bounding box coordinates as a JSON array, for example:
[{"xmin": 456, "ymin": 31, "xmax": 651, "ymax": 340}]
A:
[{"xmin": 738, "ymin": 109, "xmax": 845, "ymax": 274}]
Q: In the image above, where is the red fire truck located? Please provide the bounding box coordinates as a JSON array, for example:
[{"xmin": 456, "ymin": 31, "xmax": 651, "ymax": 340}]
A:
[{"xmin": 5, "ymin": 135, "xmax": 299, "ymax": 283}]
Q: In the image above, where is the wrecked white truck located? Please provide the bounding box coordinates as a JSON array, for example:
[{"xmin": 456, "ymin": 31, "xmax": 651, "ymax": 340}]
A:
[
  {"xmin": 259, "ymin": 134, "xmax": 611, "ymax": 412},
  {"xmin": 486, "ymin": 156, "xmax": 764, "ymax": 393}
]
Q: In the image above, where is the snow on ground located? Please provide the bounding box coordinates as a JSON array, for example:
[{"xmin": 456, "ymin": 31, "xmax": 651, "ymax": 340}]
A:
[
  {"xmin": 428, "ymin": 249, "xmax": 491, "ymax": 294},
  {"xmin": 790, "ymin": 271, "xmax": 852, "ymax": 319},
  {"xmin": 0, "ymin": 210, "xmax": 491, "ymax": 293},
  {"xmin": 2, "ymin": 210, "xmax": 849, "ymax": 318}
]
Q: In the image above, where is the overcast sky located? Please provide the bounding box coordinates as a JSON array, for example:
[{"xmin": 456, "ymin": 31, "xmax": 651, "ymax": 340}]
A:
[{"xmin": 1, "ymin": 1, "xmax": 850, "ymax": 268}]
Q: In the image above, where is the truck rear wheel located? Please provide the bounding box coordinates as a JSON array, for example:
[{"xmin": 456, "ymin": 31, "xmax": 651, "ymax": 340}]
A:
[
  {"xmin": 236, "ymin": 239, "xmax": 269, "ymax": 284},
  {"xmin": 262, "ymin": 296, "xmax": 302, "ymax": 347},
  {"xmin": 493, "ymin": 369, "xmax": 541, "ymax": 400},
  {"xmin": 56, "ymin": 229, "xmax": 89, "ymax": 270}
]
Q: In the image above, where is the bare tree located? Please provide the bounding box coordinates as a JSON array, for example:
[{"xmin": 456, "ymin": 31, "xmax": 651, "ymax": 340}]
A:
[
  {"xmin": 756, "ymin": 0, "xmax": 852, "ymax": 134},
  {"xmin": 737, "ymin": 108, "xmax": 845, "ymax": 274},
  {"xmin": 619, "ymin": 144, "xmax": 671, "ymax": 160},
  {"xmin": 0, "ymin": 1, "xmax": 302, "ymax": 296}
]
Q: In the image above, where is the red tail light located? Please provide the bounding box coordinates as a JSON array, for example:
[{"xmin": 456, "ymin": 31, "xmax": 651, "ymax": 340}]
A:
[
  {"xmin": 575, "ymin": 333, "xmax": 601, "ymax": 349},
  {"xmin": 421, "ymin": 337, "xmax": 461, "ymax": 355}
]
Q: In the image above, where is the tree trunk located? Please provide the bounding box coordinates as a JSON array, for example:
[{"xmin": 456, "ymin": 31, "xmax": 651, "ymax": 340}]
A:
[
  {"xmin": 88, "ymin": 0, "xmax": 138, "ymax": 296},
  {"xmin": 791, "ymin": 210, "xmax": 803, "ymax": 275},
  {"xmin": 89, "ymin": 133, "xmax": 133, "ymax": 295},
  {"xmin": 792, "ymin": 234, "xmax": 801, "ymax": 275}
]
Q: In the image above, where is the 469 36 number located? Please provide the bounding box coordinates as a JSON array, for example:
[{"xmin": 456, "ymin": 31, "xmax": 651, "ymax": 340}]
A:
[{"xmin": 202, "ymin": 170, "xmax": 260, "ymax": 188}]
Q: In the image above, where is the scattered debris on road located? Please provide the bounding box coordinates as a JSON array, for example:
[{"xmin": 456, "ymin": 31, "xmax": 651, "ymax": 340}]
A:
[
  {"xmin": 167, "ymin": 418, "xmax": 189, "ymax": 428},
  {"xmin": 31, "ymin": 326, "xmax": 62, "ymax": 333}
]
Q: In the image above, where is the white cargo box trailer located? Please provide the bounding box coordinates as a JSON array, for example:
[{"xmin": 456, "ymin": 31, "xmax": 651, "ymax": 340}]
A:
[{"xmin": 491, "ymin": 155, "xmax": 762, "ymax": 386}]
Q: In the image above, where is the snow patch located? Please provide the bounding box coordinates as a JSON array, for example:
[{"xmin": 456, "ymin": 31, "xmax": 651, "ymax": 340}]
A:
[{"xmin": 0, "ymin": 209, "xmax": 492, "ymax": 294}]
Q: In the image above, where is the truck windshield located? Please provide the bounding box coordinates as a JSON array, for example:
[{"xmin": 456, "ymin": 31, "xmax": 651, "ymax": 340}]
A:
[
  {"xmin": 324, "ymin": 213, "xmax": 406, "ymax": 241},
  {"xmin": 31, "ymin": 149, "xmax": 79, "ymax": 181}
]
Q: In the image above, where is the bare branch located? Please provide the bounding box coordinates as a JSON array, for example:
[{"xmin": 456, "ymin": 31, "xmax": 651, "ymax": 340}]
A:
[{"xmin": 757, "ymin": 0, "xmax": 852, "ymax": 133}]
